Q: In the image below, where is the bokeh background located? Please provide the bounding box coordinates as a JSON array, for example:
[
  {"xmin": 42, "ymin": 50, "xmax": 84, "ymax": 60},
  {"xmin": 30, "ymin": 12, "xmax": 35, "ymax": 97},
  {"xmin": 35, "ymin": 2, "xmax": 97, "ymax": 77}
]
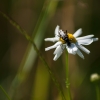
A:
[{"xmin": 0, "ymin": 0, "xmax": 100, "ymax": 100}]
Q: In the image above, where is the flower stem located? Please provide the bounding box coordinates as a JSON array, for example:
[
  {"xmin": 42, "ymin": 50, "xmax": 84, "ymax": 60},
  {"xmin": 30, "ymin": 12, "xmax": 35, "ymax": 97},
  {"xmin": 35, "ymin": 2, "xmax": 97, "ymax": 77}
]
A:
[
  {"xmin": 65, "ymin": 52, "xmax": 72, "ymax": 100},
  {"xmin": 96, "ymin": 85, "xmax": 100, "ymax": 100},
  {"xmin": 0, "ymin": 85, "xmax": 11, "ymax": 100}
]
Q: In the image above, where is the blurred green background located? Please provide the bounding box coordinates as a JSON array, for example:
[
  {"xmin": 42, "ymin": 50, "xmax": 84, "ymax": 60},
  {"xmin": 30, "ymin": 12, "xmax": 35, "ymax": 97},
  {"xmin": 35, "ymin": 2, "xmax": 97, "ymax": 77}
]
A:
[{"xmin": 0, "ymin": 0, "xmax": 100, "ymax": 100}]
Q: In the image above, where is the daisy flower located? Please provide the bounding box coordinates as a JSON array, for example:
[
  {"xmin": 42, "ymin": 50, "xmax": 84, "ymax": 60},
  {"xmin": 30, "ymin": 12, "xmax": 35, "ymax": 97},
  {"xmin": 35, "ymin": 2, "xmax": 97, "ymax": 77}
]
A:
[{"xmin": 44, "ymin": 25, "xmax": 98, "ymax": 61}]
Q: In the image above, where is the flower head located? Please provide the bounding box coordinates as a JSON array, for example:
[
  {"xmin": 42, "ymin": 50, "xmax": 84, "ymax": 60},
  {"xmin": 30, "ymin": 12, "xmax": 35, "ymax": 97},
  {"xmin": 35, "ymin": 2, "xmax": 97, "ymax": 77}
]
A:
[
  {"xmin": 45, "ymin": 25, "xmax": 98, "ymax": 61},
  {"xmin": 90, "ymin": 73, "xmax": 100, "ymax": 82}
]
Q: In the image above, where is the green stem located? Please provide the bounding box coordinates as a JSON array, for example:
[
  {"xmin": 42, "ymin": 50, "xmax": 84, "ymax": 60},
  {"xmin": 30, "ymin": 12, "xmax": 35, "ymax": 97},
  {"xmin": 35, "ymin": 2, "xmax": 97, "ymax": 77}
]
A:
[
  {"xmin": 65, "ymin": 52, "xmax": 72, "ymax": 100},
  {"xmin": 0, "ymin": 85, "xmax": 11, "ymax": 100},
  {"xmin": 0, "ymin": 11, "xmax": 66, "ymax": 100},
  {"xmin": 96, "ymin": 85, "xmax": 100, "ymax": 100}
]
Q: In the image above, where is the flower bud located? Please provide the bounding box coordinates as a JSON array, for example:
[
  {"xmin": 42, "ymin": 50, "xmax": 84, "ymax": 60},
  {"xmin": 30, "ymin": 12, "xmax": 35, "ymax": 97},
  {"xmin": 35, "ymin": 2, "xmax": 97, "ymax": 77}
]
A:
[{"xmin": 90, "ymin": 73, "xmax": 100, "ymax": 82}]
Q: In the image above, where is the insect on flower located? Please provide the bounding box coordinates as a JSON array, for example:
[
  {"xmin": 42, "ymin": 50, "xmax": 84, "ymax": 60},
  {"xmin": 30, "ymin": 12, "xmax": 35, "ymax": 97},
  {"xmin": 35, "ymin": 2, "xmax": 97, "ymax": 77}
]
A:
[{"xmin": 44, "ymin": 25, "xmax": 98, "ymax": 61}]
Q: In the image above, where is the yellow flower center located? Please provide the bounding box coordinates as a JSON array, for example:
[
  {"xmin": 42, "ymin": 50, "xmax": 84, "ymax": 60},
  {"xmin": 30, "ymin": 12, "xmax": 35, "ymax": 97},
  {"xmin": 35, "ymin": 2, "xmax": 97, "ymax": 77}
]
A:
[
  {"xmin": 67, "ymin": 33, "xmax": 77, "ymax": 43},
  {"xmin": 59, "ymin": 37, "xmax": 66, "ymax": 43},
  {"xmin": 59, "ymin": 33, "xmax": 77, "ymax": 44}
]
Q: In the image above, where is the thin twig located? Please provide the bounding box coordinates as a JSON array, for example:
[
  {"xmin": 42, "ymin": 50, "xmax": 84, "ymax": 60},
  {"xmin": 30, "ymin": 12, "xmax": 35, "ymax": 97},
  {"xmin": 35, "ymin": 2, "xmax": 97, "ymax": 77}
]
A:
[
  {"xmin": 0, "ymin": 11, "xmax": 66, "ymax": 100},
  {"xmin": 0, "ymin": 85, "xmax": 11, "ymax": 100}
]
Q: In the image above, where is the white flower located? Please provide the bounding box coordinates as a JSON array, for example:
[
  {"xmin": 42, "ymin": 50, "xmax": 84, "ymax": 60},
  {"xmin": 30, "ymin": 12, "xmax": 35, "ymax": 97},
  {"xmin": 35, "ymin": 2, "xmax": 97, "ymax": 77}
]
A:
[
  {"xmin": 45, "ymin": 25, "xmax": 98, "ymax": 61},
  {"xmin": 90, "ymin": 73, "xmax": 100, "ymax": 82}
]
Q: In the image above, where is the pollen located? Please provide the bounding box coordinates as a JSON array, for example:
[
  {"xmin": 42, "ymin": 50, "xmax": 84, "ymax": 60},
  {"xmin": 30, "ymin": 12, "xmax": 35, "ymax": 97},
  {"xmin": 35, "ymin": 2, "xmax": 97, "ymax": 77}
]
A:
[
  {"xmin": 68, "ymin": 33, "xmax": 77, "ymax": 43},
  {"xmin": 59, "ymin": 37, "xmax": 66, "ymax": 43}
]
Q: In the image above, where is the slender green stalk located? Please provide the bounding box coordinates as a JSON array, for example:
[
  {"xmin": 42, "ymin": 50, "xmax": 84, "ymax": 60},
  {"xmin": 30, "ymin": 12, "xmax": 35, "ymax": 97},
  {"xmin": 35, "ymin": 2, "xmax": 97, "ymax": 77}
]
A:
[
  {"xmin": 96, "ymin": 85, "xmax": 100, "ymax": 100},
  {"xmin": 65, "ymin": 52, "xmax": 72, "ymax": 100},
  {"xmin": 0, "ymin": 85, "xmax": 11, "ymax": 100},
  {"xmin": 0, "ymin": 11, "xmax": 66, "ymax": 100}
]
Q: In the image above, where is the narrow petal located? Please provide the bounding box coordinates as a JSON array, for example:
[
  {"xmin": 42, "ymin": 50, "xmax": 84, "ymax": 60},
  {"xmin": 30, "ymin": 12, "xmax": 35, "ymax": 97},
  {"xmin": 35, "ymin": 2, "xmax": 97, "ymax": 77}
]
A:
[
  {"xmin": 53, "ymin": 53, "xmax": 62, "ymax": 61},
  {"xmin": 44, "ymin": 37, "xmax": 59, "ymax": 42},
  {"xmin": 76, "ymin": 44, "xmax": 90, "ymax": 54},
  {"xmin": 66, "ymin": 46, "xmax": 73, "ymax": 54},
  {"xmin": 93, "ymin": 38, "xmax": 99, "ymax": 42},
  {"xmin": 53, "ymin": 54, "xmax": 58, "ymax": 61},
  {"xmin": 76, "ymin": 35, "xmax": 94, "ymax": 40},
  {"xmin": 77, "ymin": 38, "xmax": 93, "ymax": 45},
  {"xmin": 59, "ymin": 30, "xmax": 65, "ymax": 36},
  {"xmin": 73, "ymin": 28, "xmax": 82, "ymax": 38},
  {"xmin": 72, "ymin": 45, "xmax": 78, "ymax": 52},
  {"xmin": 66, "ymin": 43, "xmax": 78, "ymax": 55},
  {"xmin": 76, "ymin": 49, "xmax": 84, "ymax": 59},
  {"xmin": 53, "ymin": 45, "xmax": 65, "ymax": 61},
  {"xmin": 53, "ymin": 45, "xmax": 65, "ymax": 55},
  {"xmin": 55, "ymin": 25, "xmax": 60, "ymax": 37},
  {"xmin": 45, "ymin": 41, "xmax": 62, "ymax": 51}
]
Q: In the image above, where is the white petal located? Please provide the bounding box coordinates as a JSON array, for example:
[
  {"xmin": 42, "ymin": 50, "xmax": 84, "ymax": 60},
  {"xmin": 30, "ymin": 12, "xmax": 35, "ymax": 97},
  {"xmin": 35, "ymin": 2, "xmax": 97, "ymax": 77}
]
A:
[
  {"xmin": 72, "ymin": 45, "xmax": 78, "ymax": 52},
  {"xmin": 53, "ymin": 45, "xmax": 65, "ymax": 55},
  {"xmin": 76, "ymin": 35, "xmax": 94, "ymax": 40},
  {"xmin": 93, "ymin": 38, "xmax": 99, "ymax": 42},
  {"xmin": 77, "ymin": 39, "xmax": 93, "ymax": 45},
  {"xmin": 55, "ymin": 25, "xmax": 60, "ymax": 37},
  {"xmin": 76, "ymin": 49, "xmax": 84, "ymax": 59},
  {"xmin": 53, "ymin": 53, "xmax": 62, "ymax": 61},
  {"xmin": 73, "ymin": 28, "xmax": 82, "ymax": 38},
  {"xmin": 44, "ymin": 37, "xmax": 59, "ymax": 42},
  {"xmin": 53, "ymin": 46, "xmax": 60, "ymax": 55},
  {"xmin": 59, "ymin": 30, "xmax": 65, "ymax": 36},
  {"xmin": 66, "ymin": 43, "xmax": 78, "ymax": 55},
  {"xmin": 53, "ymin": 45, "xmax": 65, "ymax": 61},
  {"xmin": 45, "ymin": 41, "xmax": 62, "ymax": 51},
  {"xmin": 76, "ymin": 44, "xmax": 90, "ymax": 54}
]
